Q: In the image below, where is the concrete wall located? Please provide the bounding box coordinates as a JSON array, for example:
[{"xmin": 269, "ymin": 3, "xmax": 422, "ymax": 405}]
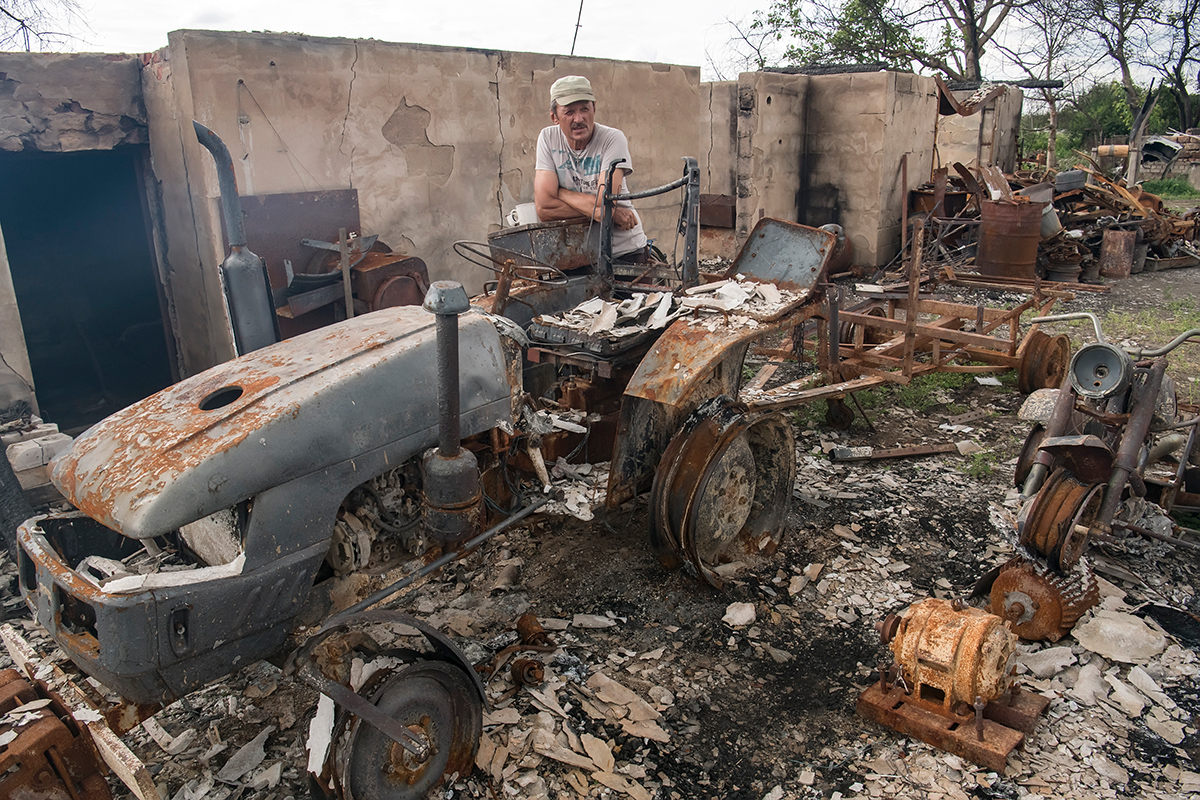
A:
[
  {"xmin": 935, "ymin": 86, "xmax": 1024, "ymax": 171},
  {"xmin": 0, "ymin": 53, "xmax": 147, "ymax": 152},
  {"xmin": 146, "ymin": 30, "xmax": 701, "ymax": 372},
  {"xmin": 735, "ymin": 73, "xmax": 809, "ymax": 238},
  {"xmin": 700, "ymin": 81, "xmax": 737, "ymax": 195},
  {"xmin": 878, "ymin": 73, "xmax": 939, "ymax": 263},
  {"xmin": 0, "ymin": 223, "xmax": 35, "ymax": 407},
  {"xmin": 801, "ymin": 72, "xmax": 939, "ymax": 265}
]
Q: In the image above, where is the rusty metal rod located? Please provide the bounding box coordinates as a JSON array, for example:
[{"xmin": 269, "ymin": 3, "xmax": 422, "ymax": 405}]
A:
[
  {"xmin": 334, "ymin": 496, "xmax": 548, "ymax": 620},
  {"xmin": 1111, "ymin": 520, "xmax": 1200, "ymax": 552},
  {"xmin": 1096, "ymin": 359, "xmax": 1168, "ymax": 528}
]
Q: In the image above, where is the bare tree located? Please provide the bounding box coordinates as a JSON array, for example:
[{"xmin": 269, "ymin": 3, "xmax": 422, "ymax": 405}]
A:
[
  {"xmin": 1084, "ymin": 0, "xmax": 1159, "ymax": 120},
  {"xmin": 992, "ymin": 0, "xmax": 1104, "ymax": 167},
  {"xmin": 1142, "ymin": 0, "xmax": 1200, "ymax": 130},
  {"xmin": 1, "ymin": 0, "xmax": 80, "ymax": 51},
  {"xmin": 705, "ymin": 15, "xmax": 786, "ymax": 81}
]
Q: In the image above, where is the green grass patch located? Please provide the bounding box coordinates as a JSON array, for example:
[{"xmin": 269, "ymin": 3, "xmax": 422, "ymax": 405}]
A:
[
  {"xmin": 1142, "ymin": 178, "xmax": 1200, "ymax": 199},
  {"xmin": 964, "ymin": 451, "xmax": 998, "ymax": 479}
]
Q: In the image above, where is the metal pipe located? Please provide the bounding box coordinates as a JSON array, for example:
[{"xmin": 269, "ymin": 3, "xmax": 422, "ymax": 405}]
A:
[
  {"xmin": 1021, "ymin": 371, "xmax": 1078, "ymax": 499},
  {"xmin": 334, "ymin": 496, "xmax": 548, "ymax": 620},
  {"xmin": 1131, "ymin": 328, "xmax": 1200, "ymax": 358},
  {"xmin": 1029, "ymin": 312, "xmax": 1105, "ymax": 343},
  {"xmin": 192, "ymin": 121, "xmax": 246, "ymax": 247},
  {"xmin": 423, "ymin": 282, "xmax": 470, "ymax": 456},
  {"xmin": 436, "ymin": 312, "xmax": 461, "ymax": 455},
  {"xmin": 1096, "ymin": 359, "xmax": 1168, "ymax": 528}
]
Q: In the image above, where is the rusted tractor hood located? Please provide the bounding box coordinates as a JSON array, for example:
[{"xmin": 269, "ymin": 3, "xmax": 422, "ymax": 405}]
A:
[{"xmin": 52, "ymin": 308, "xmax": 513, "ymax": 538}]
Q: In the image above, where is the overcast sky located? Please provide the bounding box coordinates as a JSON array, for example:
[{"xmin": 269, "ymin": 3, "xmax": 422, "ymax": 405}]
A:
[{"xmin": 68, "ymin": 0, "xmax": 773, "ymax": 80}]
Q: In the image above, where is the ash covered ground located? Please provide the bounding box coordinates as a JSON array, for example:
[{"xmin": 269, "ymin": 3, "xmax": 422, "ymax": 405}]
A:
[{"xmin": 3, "ymin": 268, "xmax": 1200, "ymax": 800}]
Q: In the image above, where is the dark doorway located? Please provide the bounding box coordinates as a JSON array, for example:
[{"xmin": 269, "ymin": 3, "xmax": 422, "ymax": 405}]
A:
[{"xmin": 0, "ymin": 147, "xmax": 174, "ymax": 433}]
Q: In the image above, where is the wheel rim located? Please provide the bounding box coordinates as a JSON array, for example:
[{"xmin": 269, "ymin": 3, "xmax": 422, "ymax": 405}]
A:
[
  {"xmin": 649, "ymin": 398, "xmax": 795, "ymax": 587},
  {"xmin": 334, "ymin": 661, "xmax": 481, "ymax": 800}
]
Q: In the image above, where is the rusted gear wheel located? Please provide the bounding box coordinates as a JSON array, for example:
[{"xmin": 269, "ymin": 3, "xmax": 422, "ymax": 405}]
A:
[
  {"xmin": 1017, "ymin": 331, "xmax": 1070, "ymax": 394},
  {"xmin": 331, "ymin": 661, "xmax": 481, "ymax": 800},
  {"xmin": 990, "ymin": 556, "xmax": 1100, "ymax": 642},
  {"xmin": 649, "ymin": 397, "xmax": 796, "ymax": 588},
  {"xmin": 1018, "ymin": 467, "xmax": 1104, "ymax": 571}
]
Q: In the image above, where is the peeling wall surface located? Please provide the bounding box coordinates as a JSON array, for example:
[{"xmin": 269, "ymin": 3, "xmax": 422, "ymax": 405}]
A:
[
  {"xmin": 0, "ymin": 53, "xmax": 147, "ymax": 152},
  {"xmin": 147, "ymin": 30, "xmax": 700, "ymax": 372},
  {"xmin": 935, "ymin": 86, "xmax": 1025, "ymax": 172},
  {"xmin": 735, "ymin": 73, "xmax": 809, "ymax": 238}
]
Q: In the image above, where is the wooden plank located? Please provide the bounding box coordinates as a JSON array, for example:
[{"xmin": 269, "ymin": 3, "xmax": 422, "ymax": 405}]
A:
[
  {"xmin": 1, "ymin": 624, "xmax": 159, "ymax": 800},
  {"xmin": 743, "ymin": 364, "xmax": 778, "ymax": 393}
]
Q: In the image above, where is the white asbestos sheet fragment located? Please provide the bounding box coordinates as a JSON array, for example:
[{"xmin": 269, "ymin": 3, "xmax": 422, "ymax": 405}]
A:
[
  {"xmin": 305, "ymin": 695, "xmax": 336, "ymax": 776},
  {"xmin": 102, "ymin": 555, "xmax": 246, "ymax": 594},
  {"xmin": 755, "ymin": 282, "xmax": 783, "ymax": 305},
  {"xmin": 648, "ymin": 292, "xmax": 674, "ymax": 328},
  {"xmin": 588, "ymin": 302, "xmax": 619, "ymax": 335}
]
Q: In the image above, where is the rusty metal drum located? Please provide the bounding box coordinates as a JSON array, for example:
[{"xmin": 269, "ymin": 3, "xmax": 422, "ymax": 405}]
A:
[{"xmin": 977, "ymin": 200, "xmax": 1046, "ymax": 280}]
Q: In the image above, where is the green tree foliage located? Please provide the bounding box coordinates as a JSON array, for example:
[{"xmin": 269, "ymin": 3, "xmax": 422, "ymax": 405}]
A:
[{"xmin": 760, "ymin": 0, "xmax": 1021, "ymax": 80}]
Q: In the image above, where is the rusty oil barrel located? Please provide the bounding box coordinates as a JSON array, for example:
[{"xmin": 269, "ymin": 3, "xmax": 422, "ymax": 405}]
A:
[{"xmin": 977, "ymin": 199, "xmax": 1045, "ymax": 280}]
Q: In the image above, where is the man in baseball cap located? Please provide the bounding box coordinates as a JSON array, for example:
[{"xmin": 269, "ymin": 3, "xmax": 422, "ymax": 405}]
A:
[{"xmin": 534, "ymin": 76, "xmax": 647, "ymax": 260}]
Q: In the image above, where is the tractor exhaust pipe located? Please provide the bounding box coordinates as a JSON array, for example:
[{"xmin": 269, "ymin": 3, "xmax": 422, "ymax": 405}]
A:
[
  {"xmin": 192, "ymin": 121, "xmax": 279, "ymax": 355},
  {"xmin": 420, "ymin": 281, "xmax": 482, "ymax": 544}
]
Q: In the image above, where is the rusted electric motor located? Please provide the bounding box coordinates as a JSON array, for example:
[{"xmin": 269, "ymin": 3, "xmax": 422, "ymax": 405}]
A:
[{"xmin": 880, "ymin": 598, "xmax": 1017, "ymax": 713}]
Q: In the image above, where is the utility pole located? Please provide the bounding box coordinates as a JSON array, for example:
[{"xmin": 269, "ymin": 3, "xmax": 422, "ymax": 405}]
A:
[{"xmin": 570, "ymin": 0, "xmax": 584, "ymax": 55}]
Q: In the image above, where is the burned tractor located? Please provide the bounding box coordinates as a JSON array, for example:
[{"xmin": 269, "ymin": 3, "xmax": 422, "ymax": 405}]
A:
[{"xmin": 9, "ymin": 124, "xmax": 834, "ymax": 799}]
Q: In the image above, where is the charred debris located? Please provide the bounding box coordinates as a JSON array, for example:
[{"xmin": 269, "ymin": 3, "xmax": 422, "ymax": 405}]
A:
[{"xmin": 1, "ymin": 150, "xmax": 1200, "ymax": 799}]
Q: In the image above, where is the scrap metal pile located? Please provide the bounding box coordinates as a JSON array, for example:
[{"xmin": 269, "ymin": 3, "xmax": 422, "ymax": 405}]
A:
[{"xmin": 904, "ymin": 161, "xmax": 1200, "ymax": 288}]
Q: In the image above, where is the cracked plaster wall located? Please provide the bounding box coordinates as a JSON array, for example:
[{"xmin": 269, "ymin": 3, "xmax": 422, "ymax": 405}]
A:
[
  {"xmin": 0, "ymin": 53, "xmax": 147, "ymax": 152},
  {"xmin": 700, "ymin": 81, "xmax": 737, "ymax": 196},
  {"xmin": 149, "ymin": 31, "xmax": 700, "ymax": 371}
]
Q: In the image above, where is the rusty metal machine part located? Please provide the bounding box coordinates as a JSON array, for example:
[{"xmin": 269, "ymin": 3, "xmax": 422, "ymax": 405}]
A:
[
  {"xmin": 990, "ymin": 556, "xmax": 1100, "ymax": 642},
  {"xmin": 421, "ymin": 282, "xmax": 484, "ymax": 545},
  {"xmin": 330, "ymin": 661, "xmax": 481, "ymax": 800},
  {"xmin": 516, "ymin": 614, "xmax": 553, "ymax": 647},
  {"xmin": 1018, "ymin": 467, "xmax": 1105, "ymax": 571},
  {"xmin": 1016, "ymin": 331, "xmax": 1070, "ymax": 395},
  {"xmin": 858, "ymin": 597, "xmax": 1042, "ymax": 772},
  {"xmin": 649, "ymin": 396, "xmax": 796, "ymax": 587},
  {"xmin": 888, "ymin": 598, "xmax": 1016, "ymax": 713},
  {"xmin": 0, "ymin": 668, "xmax": 113, "ymax": 800},
  {"xmin": 510, "ymin": 659, "xmax": 545, "ymax": 686},
  {"xmin": 1014, "ymin": 424, "xmax": 1047, "ymax": 488},
  {"xmin": 293, "ymin": 612, "xmax": 485, "ymax": 800}
]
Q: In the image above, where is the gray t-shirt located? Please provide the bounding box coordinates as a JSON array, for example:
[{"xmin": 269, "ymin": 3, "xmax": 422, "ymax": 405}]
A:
[{"xmin": 535, "ymin": 123, "xmax": 648, "ymax": 258}]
